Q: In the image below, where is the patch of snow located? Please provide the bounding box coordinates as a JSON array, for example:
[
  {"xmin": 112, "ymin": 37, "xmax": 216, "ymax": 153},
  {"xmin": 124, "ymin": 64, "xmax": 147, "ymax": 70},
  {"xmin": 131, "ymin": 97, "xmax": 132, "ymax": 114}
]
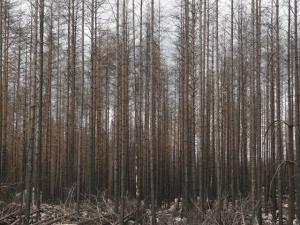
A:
[
  {"xmin": 82, "ymin": 211, "xmax": 88, "ymax": 217},
  {"xmin": 41, "ymin": 212, "xmax": 47, "ymax": 220},
  {"xmin": 128, "ymin": 220, "xmax": 135, "ymax": 225},
  {"xmin": 168, "ymin": 204, "xmax": 176, "ymax": 212},
  {"xmin": 174, "ymin": 217, "xmax": 182, "ymax": 222}
]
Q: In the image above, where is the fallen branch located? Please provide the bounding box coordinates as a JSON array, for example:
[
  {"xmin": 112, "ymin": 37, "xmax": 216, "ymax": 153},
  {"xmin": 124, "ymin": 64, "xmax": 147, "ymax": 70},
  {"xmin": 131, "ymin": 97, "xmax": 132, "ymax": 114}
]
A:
[
  {"xmin": 10, "ymin": 218, "xmax": 20, "ymax": 225},
  {"xmin": 0, "ymin": 209, "xmax": 20, "ymax": 222},
  {"xmin": 114, "ymin": 209, "xmax": 139, "ymax": 225}
]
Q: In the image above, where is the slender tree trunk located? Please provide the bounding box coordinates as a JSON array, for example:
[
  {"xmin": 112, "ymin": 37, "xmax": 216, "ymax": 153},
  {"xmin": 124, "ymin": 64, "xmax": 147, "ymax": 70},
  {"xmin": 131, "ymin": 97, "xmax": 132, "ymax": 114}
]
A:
[
  {"xmin": 287, "ymin": 0, "xmax": 295, "ymax": 223},
  {"xmin": 250, "ymin": 0, "xmax": 257, "ymax": 218},
  {"xmin": 255, "ymin": 0, "xmax": 262, "ymax": 223},
  {"xmin": 275, "ymin": 1, "xmax": 283, "ymax": 224},
  {"xmin": 24, "ymin": 1, "xmax": 38, "ymax": 223},
  {"xmin": 45, "ymin": 6, "xmax": 53, "ymax": 199},
  {"xmin": 215, "ymin": 0, "xmax": 222, "ymax": 221},
  {"xmin": 36, "ymin": 0, "xmax": 44, "ymax": 219},
  {"xmin": 77, "ymin": 0, "xmax": 84, "ymax": 216},
  {"xmin": 150, "ymin": 0, "xmax": 156, "ymax": 223},
  {"xmin": 2, "ymin": 0, "xmax": 8, "ymax": 182},
  {"xmin": 294, "ymin": 0, "xmax": 300, "ymax": 221},
  {"xmin": 270, "ymin": 1, "xmax": 277, "ymax": 220},
  {"xmin": 114, "ymin": 0, "xmax": 120, "ymax": 210},
  {"xmin": 0, "ymin": 0, "xmax": 3, "ymax": 178},
  {"xmin": 89, "ymin": 0, "xmax": 96, "ymax": 195}
]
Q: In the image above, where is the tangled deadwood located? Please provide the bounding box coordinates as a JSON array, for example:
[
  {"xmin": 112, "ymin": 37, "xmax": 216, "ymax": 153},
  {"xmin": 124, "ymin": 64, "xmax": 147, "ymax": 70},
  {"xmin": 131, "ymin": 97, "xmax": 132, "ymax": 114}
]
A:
[{"xmin": 0, "ymin": 195, "xmax": 296, "ymax": 225}]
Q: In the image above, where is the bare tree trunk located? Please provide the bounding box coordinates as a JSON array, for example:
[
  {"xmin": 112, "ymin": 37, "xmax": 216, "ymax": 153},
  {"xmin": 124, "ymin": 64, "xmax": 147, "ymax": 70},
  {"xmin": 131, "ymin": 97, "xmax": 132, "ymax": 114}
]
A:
[
  {"xmin": 24, "ymin": 0, "xmax": 38, "ymax": 225},
  {"xmin": 270, "ymin": 1, "xmax": 277, "ymax": 220},
  {"xmin": 22, "ymin": 43, "xmax": 29, "ymax": 204},
  {"xmin": 275, "ymin": 1, "xmax": 283, "ymax": 224},
  {"xmin": 0, "ymin": 0, "xmax": 3, "ymax": 178},
  {"xmin": 89, "ymin": 0, "xmax": 96, "ymax": 195},
  {"xmin": 114, "ymin": 0, "xmax": 120, "ymax": 210},
  {"xmin": 182, "ymin": 0, "xmax": 190, "ymax": 217},
  {"xmin": 77, "ymin": 0, "xmax": 85, "ymax": 216},
  {"xmin": 135, "ymin": 0, "xmax": 143, "ymax": 222},
  {"xmin": 150, "ymin": 0, "xmax": 156, "ymax": 223},
  {"xmin": 56, "ymin": 11, "xmax": 62, "ymax": 199},
  {"xmin": 250, "ymin": 0, "xmax": 257, "ymax": 216},
  {"xmin": 215, "ymin": 0, "xmax": 222, "ymax": 221},
  {"xmin": 45, "ymin": 6, "xmax": 53, "ymax": 199},
  {"xmin": 24, "ymin": 1, "xmax": 38, "ymax": 223},
  {"xmin": 190, "ymin": 0, "xmax": 196, "ymax": 201},
  {"xmin": 11, "ymin": 40, "xmax": 21, "ymax": 182},
  {"xmin": 230, "ymin": 0, "xmax": 235, "ymax": 203},
  {"xmin": 36, "ymin": 0, "xmax": 45, "ymax": 219},
  {"xmin": 2, "ymin": 0, "xmax": 8, "ymax": 182},
  {"xmin": 255, "ymin": 0, "xmax": 262, "ymax": 223},
  {"xmin": 294, "ymin": 0, "xmax": 300, "ymax": 221},
  {"xmin": 287, "ymin": 0, "xmax": 295, "ymax": 223},
  {"xmin": 70, "ymin": 0, "xmax": 76, "ymax": 193}
]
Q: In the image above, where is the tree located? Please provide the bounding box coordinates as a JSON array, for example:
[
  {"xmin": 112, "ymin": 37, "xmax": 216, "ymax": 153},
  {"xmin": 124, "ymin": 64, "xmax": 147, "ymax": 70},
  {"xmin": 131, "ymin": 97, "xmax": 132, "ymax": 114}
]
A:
[
  {"xmin": 287, "ymin": 0, "xmax": 295, "ymax": 223},
  {"xmin": 275, "ymin": 0, "xmax": 283, "ymax": 223},
  {"xmin": 77, "ymin": 0, "xmax": 85, "ymax": 216},
  {"xmin": 24, "ymin": 0, "xmax": 39, "ymax": 223},
  {"xmin": 36, "ymin": 0, "xmax": 45, "ymax": 218},
  {"xmin": 294, "ymin": 0, "xmax": 300, "ymax": 220},
  {"xmin": 0, "ymin": 0, "xmax": 3, "ymax": 179},
  {"xmin": 150, "ymin": 0, "xmax": 156, "ymax": 223},
  {"xmin": 2, "ymin": 0, "xmax": 9, "ymax": 181}
]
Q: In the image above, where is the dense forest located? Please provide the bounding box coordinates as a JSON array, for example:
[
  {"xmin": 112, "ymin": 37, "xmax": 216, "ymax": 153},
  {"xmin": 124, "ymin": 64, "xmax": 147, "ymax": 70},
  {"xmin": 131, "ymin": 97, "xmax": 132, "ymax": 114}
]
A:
[{"xmin": 0, "ymin": 0, "xmax": 299, "ymax": 224}]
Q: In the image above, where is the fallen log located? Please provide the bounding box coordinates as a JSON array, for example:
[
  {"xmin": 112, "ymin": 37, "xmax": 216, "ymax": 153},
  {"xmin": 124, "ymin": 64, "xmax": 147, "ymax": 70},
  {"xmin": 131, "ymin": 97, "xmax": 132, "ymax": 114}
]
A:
[
  {"xmin": 31, "ymin": 213, "xmax": 75, "ymax": 225},
  {"xmin": 77, "ymin": 209, "xmax": 141, "ymax": 225},
  {"xmin": 77, "ymin": 217, "xmax": 101, "ymax": 225}
]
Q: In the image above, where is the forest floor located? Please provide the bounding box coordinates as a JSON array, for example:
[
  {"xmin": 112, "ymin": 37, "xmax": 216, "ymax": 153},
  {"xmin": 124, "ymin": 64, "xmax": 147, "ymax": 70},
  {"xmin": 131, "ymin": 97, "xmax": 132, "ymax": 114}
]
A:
[{"xmin": 0, "ymin": 195, "xmax": 297, "ymax": 225}]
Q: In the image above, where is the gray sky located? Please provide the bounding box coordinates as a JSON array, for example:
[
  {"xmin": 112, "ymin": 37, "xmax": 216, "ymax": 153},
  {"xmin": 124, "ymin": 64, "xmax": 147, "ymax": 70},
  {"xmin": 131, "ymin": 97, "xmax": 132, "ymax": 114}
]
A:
[{"xmin": 16, "ymin": 0, "xmax": 289, "ymax": 64}]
